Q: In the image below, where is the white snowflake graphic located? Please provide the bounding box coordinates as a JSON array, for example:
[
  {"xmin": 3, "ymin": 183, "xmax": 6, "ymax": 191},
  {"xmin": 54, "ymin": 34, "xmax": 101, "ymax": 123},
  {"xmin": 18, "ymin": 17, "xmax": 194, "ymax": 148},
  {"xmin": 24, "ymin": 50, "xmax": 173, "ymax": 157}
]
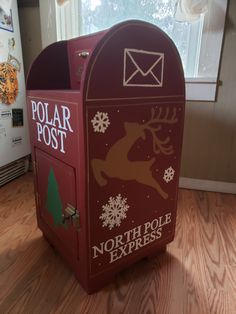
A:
[
  {"xmin": 91, "ymin": 111, "xmax": 110, "ymax": 133},
  {"xmin": 99, "ymin": 194, "xmax": 129, "ymax": 230},
  {"xmin": 163, "ymin": 166, "xmax": 175, "ymax": 183}
]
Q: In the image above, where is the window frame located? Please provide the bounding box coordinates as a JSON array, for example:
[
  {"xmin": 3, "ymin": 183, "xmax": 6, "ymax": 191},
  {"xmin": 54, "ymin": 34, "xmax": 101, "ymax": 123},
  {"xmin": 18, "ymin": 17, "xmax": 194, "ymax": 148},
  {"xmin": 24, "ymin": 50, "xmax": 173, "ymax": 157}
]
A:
[{"xmin": 39, "ymin": 0, "xmax": 228, "ymax": 101}]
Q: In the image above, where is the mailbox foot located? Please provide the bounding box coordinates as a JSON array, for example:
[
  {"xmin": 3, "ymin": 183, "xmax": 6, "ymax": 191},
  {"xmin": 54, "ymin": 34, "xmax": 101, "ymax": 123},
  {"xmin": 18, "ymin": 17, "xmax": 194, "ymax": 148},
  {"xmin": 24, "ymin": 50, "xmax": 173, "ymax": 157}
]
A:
[{"xmin": 43, "ymin": 234, "xmax": 54, "ymax": 248}]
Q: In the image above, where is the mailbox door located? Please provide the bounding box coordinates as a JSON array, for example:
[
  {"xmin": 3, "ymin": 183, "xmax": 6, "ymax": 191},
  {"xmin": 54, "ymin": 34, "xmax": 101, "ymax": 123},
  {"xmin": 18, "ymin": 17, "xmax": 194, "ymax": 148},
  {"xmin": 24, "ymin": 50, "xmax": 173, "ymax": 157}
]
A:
[
  {"xmin": 35, "ymin": 148, "xmax": 77, "ymax": 259},
  {"xmin": 87, "ymin": 102, "xmax": 184, "ymax": 277}
]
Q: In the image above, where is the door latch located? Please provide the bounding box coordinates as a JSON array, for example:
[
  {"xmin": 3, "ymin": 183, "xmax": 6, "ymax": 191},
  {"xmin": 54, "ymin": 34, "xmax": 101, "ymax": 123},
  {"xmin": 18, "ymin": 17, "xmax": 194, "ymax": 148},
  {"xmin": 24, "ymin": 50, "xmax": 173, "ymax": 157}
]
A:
[
  {"xmin": 62, "ymin": 204, "xmax": 80, "ymax": 230},
  {"xmin": 77, "ymin": 51, "xmax": 89, "ymax": 58}
]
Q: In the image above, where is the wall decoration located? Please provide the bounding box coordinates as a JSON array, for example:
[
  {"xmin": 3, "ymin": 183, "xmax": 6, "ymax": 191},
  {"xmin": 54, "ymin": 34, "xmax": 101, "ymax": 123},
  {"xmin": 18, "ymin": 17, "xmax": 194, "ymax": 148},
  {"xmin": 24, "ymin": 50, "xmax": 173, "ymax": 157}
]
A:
[
  {"xmin": 12, "ymin": 108, "xmax": 23, "ymax": 127},
  {"xmin": 7, "ymin": 53, "xmax": 21, "ymax": 71},
  {"xmin": 92, "ymin": 107, "xmax": 177, "ymax": 199},
  {"xmin": 0, "ymin": 8, "xmax": 13, "ymax": 32},
  {"xmin": 0, "ymin": 54, "xmax": 21, "ymax": 105},
  {"xmin": 11, "ymin": 135, "xmax": 22, "ymax": 146},
  {"xmin": 0, "ymin": 126, "xmax": 6, "ymax": 140},
  {"xmin": 0, "ymin": 61, "xmax": 18, "ymax": 104},
  {"xmin": 8, "ymin": 37, "xmax": 15, "ymax": 51},
  {"xmin": 99, "ymin": 194, "xmax": 129, "ymax": 230},
  {"xmin": 0, "ymin": 109, "xmax": 11, "ymax": 119}
]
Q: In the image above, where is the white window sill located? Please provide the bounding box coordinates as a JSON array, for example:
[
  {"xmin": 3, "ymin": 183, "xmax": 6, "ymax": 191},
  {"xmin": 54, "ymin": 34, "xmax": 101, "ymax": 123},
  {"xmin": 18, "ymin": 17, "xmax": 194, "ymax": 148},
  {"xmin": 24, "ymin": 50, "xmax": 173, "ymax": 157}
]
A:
[{"xmin": 185, "ymin": 78, "xmax": 218, "ymax": 102}]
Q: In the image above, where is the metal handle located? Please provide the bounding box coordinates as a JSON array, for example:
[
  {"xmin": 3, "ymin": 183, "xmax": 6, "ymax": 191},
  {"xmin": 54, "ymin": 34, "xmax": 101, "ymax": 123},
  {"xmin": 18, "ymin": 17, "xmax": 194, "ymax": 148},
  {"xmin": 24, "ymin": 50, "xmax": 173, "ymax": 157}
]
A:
[
  {"xmin": 62, "ymin": 204, "xmax": 80, "ymax": 230},
  {"xmin": 77, "ymin": 51, "xmax": 89, "ymax": 58}
]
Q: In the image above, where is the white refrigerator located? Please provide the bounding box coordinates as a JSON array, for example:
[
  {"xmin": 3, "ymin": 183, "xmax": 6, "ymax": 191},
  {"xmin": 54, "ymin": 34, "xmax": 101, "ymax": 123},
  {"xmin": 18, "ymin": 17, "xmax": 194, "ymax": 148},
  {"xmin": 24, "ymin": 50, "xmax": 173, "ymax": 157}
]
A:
[{"xmin": 0, "ymin": 0, "xmax": 30, "ymax": 184}]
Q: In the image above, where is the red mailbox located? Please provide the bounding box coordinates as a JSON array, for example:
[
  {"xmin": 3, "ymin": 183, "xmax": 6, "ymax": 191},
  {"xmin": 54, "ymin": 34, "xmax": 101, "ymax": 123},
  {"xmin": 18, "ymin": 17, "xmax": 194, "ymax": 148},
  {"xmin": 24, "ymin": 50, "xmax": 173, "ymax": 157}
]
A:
[{"xmin": 27, "ymin": 20, "xmax": 185, "ymax": 293}]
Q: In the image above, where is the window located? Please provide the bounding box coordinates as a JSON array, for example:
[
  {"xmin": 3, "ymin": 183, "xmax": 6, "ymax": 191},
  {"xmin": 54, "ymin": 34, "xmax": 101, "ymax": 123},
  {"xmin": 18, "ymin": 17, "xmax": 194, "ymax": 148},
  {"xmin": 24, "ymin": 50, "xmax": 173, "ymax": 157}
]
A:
[
  {"xmin": 65, "ymin": 0, "xmax": 203, "ymax": 77},
  {"xmin": 39, "ymin": 0, "xmax": 228, "ymax": 101}
]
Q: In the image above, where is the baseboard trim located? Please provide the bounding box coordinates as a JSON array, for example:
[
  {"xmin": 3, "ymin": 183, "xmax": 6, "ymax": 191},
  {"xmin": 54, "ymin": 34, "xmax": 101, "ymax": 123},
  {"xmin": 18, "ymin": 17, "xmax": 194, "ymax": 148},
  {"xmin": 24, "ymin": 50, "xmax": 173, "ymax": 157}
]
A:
[{"xmin": 179, "ymin": 177, "xmax": 236, "ymax": 195}]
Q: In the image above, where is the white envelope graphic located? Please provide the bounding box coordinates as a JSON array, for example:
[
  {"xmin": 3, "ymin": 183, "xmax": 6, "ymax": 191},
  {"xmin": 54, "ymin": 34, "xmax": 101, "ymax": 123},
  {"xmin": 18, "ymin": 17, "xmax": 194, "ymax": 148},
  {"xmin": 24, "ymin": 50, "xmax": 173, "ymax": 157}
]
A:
[{"xmin": 123, "ymin": 48, "xmax": 164, "ymax": 87}]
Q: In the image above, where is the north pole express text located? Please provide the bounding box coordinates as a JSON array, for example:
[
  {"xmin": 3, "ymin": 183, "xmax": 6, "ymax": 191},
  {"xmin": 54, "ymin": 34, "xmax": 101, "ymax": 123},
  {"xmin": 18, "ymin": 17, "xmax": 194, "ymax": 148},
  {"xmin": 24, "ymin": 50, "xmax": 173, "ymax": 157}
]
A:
[
  {"xmin": 92, "ymin": 212, "xmax": 172, "ymax": 264},
  {"xmin": 31, "ymin": 100, "xmax": 73, "ymax": 153}
]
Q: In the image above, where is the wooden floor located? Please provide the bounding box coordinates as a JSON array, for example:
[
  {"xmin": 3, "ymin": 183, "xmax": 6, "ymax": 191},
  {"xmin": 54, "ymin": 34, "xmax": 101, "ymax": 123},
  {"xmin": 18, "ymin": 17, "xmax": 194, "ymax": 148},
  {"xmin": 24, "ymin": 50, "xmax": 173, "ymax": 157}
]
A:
[{"xmin": 0, "ymin": 173, "xmax": 235, "ymax": 314}]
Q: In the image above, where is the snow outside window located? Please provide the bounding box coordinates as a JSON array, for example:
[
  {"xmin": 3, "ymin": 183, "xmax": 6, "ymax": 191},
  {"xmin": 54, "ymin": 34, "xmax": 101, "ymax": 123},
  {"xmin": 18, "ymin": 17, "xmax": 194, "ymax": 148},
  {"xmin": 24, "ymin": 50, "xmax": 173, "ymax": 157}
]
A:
[{"xmin": 52, "ymin": 0, "xmax": 228, "ymax": 101}]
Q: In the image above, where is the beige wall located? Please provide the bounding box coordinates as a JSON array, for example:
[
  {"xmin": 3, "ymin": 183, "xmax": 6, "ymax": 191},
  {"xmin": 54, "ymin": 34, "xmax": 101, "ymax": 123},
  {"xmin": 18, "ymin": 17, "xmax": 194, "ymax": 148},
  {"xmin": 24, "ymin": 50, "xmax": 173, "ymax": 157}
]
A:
[
  {"xmin": 181, "ymin": 0, "xmax": 236, "ymax": 183},
  {"xmin": 18, "ymin": 1, "xmax": 236, "ymax": 183},
  {"xmin": 18, "ymin": 6, "xmax": 42, "ymax": 76}
]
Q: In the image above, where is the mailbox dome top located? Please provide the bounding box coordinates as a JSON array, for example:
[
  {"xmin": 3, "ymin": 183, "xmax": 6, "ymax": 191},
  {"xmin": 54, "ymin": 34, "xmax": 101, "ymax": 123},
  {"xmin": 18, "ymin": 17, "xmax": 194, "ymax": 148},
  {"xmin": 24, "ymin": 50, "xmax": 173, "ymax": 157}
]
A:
[
  {"xmin": 82, "ymin": 20, "xmax": 185, "ymax": 102},
  {"xmin": 27, "ymin": 20, "xmax": 185, "ymax": 103}
]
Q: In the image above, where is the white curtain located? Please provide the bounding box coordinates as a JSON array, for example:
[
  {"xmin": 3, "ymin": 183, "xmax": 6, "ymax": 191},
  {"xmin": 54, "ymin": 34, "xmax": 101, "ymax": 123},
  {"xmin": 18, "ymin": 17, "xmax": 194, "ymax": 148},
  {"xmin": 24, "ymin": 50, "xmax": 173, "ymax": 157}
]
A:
[
  {"xmin": 56, "ymin": 0, "xmax": 70, "ymax": 7},
  {"xmin": 175, "ymin": 0, "xmax": 208, "ymax": 22},
  {"xmin": 0, "ymin": 0, "xmax": 13, "ymax": 15}
]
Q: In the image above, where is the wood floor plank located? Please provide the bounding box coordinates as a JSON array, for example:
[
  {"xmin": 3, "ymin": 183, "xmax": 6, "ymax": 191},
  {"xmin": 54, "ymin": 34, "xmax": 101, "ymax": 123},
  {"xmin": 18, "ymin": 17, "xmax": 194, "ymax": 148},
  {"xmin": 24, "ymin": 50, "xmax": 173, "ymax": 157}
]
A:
[
  {"xmin": 0, "ymin": 173, "xmax": 236, "ymax": 313},
  {"xmin": 193, "ymin": 191, "xmax": 236, "ymax": 294},
  {"xmin": 207, "ymin": 289, "xmax": 230, "ymax": 314}
]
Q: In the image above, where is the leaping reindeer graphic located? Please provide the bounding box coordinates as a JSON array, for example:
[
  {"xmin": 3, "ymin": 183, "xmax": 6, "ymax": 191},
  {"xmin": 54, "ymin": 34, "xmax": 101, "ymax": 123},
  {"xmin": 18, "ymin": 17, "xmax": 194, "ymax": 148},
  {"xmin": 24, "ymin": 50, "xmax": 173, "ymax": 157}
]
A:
[{"xmin": 91, "ymin": 107, "xmax": 178, "ymax": 199}]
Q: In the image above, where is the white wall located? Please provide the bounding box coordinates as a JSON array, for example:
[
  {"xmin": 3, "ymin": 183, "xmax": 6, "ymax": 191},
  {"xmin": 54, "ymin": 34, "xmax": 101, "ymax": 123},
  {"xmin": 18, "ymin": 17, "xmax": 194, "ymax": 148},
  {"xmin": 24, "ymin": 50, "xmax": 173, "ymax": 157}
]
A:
[
  {"xmin": 18, "ymin": 5, "xmax": 42, "ymax": 75},
  {"xmin": 181, "ymin": 0, "xmax": 236, "ymax": 183}
]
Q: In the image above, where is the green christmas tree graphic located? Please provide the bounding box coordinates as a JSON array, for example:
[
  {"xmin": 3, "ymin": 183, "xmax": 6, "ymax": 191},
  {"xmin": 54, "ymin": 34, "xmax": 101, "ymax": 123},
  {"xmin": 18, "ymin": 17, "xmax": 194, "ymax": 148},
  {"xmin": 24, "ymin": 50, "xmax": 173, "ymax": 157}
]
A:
[{"xmin": 46, "ymin": 168, "xmax": 63, "ymax": 226}]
